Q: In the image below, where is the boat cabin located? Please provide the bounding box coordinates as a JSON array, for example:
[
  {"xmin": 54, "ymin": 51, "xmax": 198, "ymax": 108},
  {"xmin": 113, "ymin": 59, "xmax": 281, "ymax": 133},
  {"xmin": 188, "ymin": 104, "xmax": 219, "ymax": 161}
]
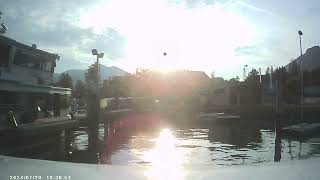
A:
[{"xmin": 0, "ymin": 35, "xmax": 71, "ymax": 126}]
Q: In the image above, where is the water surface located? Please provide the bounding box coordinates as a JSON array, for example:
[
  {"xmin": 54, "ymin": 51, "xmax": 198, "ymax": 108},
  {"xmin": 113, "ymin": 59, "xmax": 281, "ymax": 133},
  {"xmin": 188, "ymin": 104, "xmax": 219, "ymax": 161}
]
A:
[{"xmin": 69, "ymin": 113, "xmax": 320, "ymax": 167}]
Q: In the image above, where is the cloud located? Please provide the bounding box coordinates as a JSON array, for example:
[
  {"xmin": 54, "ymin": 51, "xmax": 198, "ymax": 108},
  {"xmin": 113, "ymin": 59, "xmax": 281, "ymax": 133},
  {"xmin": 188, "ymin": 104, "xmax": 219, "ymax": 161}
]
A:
[
  {"xmin": 2, "ymin": 0, "xmax": 320, "ymax": 79},
  {"xmin": 167, "ymin": 0, "xmax": 216, "ymax": 7},
  {"xmin": 235, "ymin": 46, "xmax": 259, "ymax": 56},
  {"xmin": 0, "ymin": 0, "xmax": 126, "ymax": 72},
  {"xmin": 235, "ymin": 1, "xmax": 274, "ymax": 16}
]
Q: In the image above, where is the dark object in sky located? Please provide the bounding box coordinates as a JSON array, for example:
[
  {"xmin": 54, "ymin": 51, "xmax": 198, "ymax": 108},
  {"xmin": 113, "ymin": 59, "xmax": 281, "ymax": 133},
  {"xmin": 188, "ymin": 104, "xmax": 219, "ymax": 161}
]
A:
[
  {"xmin": 298, "ymin": 30, "xmax": 303, "ymax": 35},
  {"xmin": 163, "ymin": 52, "xmax": 167, "ymax": 56}
]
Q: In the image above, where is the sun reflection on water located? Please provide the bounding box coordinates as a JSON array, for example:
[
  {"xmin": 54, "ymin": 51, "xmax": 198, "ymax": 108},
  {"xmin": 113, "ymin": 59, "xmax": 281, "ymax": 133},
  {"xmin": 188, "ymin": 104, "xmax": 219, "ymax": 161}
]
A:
[{"xmin": 144, "ymin": 128, "xmax": 185, "ymax": 180}]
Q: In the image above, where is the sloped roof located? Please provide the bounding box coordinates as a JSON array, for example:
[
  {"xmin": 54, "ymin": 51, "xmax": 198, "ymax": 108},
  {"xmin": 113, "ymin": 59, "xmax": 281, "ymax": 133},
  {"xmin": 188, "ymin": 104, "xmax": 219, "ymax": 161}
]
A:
[{"xmin": 0, "ymin": 35, "xmax": 59, "ymax": 60}]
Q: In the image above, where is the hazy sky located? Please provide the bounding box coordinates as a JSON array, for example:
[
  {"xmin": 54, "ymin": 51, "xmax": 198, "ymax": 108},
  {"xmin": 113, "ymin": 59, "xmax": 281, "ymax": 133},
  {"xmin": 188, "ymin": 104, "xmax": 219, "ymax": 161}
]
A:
[{"xmin": 1, "ymin": 0, "xmax": 320, "ymax": 79}]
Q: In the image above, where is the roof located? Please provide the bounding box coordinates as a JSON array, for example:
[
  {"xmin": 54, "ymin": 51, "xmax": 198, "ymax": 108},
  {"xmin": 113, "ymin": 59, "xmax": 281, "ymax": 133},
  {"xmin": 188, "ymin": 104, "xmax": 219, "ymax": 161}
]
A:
[
  {"xmin": 0, "ymin": 35, "xmax": 59, "ymax": 60},
  {"xmin": 0, "ymin": 79, "xmax": 71, "ymax": 95},
  {"xmin": 173, "ymin": 70, "xmax": 210, "ymax": 81}
]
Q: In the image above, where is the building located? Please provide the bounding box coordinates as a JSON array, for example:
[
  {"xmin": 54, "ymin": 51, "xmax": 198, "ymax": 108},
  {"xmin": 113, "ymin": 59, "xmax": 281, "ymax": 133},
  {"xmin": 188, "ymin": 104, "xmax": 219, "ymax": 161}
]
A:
[{"xmin": 208, "ymin": 79, "xmax": 241, "ymax": 107}]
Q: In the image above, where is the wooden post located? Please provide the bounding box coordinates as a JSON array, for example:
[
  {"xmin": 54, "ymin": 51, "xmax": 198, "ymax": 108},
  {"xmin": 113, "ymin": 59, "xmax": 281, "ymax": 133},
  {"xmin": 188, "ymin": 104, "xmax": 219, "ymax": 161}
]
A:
[
  {"xmin": 273, "ymin": 79, "xmax": 282, "ymax": 162},
  {"xmin": 104, "ymin": 120, "xmax": 109, "ymax": 146},
  {"xmin": 274, "ymin": 118, "xmax": 282, "ymax": 162},
  {"xmin": 53, "ymin": 93, "xmax": 60, "ymax": 117},
  {"xmin": 87, "ymin": 93, "xmax": 99, "ymax": 152}
]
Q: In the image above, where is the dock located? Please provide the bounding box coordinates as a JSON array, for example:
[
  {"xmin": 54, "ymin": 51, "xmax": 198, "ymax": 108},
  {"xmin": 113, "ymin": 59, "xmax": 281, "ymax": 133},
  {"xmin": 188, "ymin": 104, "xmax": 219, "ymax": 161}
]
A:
[
  {"xmin": 0, "ymin": 117, "xmax": 78, "ymax": 136},
  {"xmin": 196, "ymin": 113, "xmax": 241, "ymax": 124},
  {"xmin": 76, "ymin": 109, "xmax": 153, "ymax": 126},
  {"xmin": 279, "ymin": 123, "xmax": 320, "ymax": 139}
]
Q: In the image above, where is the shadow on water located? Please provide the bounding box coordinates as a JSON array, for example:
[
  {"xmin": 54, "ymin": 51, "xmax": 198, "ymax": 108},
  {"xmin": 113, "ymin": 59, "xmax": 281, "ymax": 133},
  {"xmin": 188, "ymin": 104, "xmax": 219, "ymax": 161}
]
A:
[{"xmin": 207, "ymin": 125, "xmax": 262, "ymax": 149}]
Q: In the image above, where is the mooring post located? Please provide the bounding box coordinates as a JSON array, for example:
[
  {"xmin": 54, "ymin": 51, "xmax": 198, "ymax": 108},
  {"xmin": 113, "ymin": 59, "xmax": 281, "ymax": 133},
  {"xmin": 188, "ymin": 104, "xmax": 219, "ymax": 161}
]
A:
[
  {"xmin": 64, "ymin": 129, "xmax": 73, "ymax": 153},
  {"xmin": 103, "ymin": 119, "xmax": 110, "ymax": 150},
  {"xmin": 88, "ymin": 93, "xmax": 100, "ymax": 152},
  {"xmin": 274, "ymin": 118, "xmax": 282, "ymax": 162}
]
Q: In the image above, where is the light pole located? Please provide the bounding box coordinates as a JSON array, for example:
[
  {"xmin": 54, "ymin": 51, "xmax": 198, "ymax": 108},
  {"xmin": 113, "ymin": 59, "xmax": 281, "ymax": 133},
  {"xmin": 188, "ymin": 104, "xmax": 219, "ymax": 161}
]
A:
[
  {"xmin": 88, "ymin": 49, "xmax": 104, "ymax": 151},
  {"xmin": 243, "ymin": 65, "xmax": 248, "ymax": 81},
  {"xmin": 298, "ymin": 30, "xmax": 303, "ymax": 122},
  {"xmin": 92, "ymin": 49, "xmax": 104, "ymax": 86}
]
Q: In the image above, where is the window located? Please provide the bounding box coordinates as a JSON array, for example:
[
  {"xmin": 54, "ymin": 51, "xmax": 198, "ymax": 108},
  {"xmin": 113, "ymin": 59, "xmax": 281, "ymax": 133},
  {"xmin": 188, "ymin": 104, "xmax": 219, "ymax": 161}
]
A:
[
  {"xmin": 0, "ymin": 44, "xmax": 9, "ymax": 66},
  {"xmin": 14, "ymin": 49, "xmax": 41, "ymax": 70}
]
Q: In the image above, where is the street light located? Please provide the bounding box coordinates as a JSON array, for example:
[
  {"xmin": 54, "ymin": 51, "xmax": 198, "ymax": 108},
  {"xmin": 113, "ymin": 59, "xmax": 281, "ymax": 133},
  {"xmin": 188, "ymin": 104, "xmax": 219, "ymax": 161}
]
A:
[
  {"xmin": 243, "ymin": 65, "xmax": 248, "ymax": 81},
  {"xmin": 298, "ymin": 30, "xmax": 303, "ymax": 122}
]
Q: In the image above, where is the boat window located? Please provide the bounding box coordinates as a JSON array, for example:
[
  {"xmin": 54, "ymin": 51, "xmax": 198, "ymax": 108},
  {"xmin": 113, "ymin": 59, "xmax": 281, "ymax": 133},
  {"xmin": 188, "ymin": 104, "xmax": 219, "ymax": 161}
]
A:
[
  {"xmin": 44, "ymin": 61, "xmax": 52, "ymax": 72},
  {"xmin": 13, "ymin": 49, "xmax": 41, "ymax": 70},
  {"xmin": 214, "ymin": 88, "xmax": 225, "ymax": 94},
  {"xmin": 0, "ymin": 44, "xmax": 9, "ymax": 66}
]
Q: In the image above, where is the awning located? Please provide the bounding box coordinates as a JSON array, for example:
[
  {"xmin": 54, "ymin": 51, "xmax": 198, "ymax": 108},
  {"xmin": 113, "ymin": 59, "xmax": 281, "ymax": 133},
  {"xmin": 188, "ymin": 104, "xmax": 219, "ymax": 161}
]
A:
[{"xmin": 0, "ymin": 79, "xmax": 71, "ymax": 95}]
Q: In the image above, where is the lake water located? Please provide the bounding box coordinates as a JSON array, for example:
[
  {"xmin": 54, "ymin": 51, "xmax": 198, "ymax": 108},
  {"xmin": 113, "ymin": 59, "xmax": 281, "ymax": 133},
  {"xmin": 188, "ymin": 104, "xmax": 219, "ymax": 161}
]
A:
[{"xmin": 67, "ymin": 113, "xmax": 320, "ymax": 167}]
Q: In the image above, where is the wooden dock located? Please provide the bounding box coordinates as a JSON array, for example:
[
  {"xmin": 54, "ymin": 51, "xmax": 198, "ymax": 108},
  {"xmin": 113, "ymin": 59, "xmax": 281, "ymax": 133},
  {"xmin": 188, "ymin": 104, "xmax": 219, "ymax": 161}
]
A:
[
  {"xmin": 279, "ymin": 123, "xmax": 320, "ymax": 139},
  {"xmin": 196, "ymin": 113, "xmax": 241, "ymax": 125},
  {"xmin": 0, "ymin": 117, "xmax": 78, "ymax": 136},
  {"xmin": 76, "ymin": 109, "xmax": 153, "ymax": 126}
]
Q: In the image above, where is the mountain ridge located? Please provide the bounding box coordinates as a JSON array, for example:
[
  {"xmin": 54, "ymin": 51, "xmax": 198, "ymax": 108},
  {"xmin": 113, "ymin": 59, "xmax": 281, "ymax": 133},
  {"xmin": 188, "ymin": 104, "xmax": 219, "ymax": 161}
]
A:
[{"xmin": 54, "ymin": 65, "xmax": 130, "ymax": 83}]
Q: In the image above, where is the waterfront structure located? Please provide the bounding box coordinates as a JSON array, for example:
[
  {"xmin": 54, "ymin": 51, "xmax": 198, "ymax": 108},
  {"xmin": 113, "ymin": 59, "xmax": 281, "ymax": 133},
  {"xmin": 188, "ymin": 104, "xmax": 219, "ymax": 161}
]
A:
[
  {"xmin": 0, "ymin": 35, "xmax": 71, "ymax": 124},
  {"xmin": 0, "ymin": 35, "xmax": 76, "ymax": 158}
]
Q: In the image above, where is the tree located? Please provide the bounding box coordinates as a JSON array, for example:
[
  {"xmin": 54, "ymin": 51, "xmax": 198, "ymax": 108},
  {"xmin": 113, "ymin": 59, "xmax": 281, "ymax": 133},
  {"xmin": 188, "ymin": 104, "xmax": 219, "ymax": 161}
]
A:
[
  {"xmin": 242, "ymin": 69, "xmax": 262, "ymax": 104},
  {"xmin": 288, "ymin": 59, "xmax": 299, "ymax": 75},
  {"xmin": 56, "ymin": 73, "xmax": 73, "ymax": 89},
  {"xmin": 74, "ymin": 80, "xmax": 86, "ymax": 99},
  {"xmin": 85, "ymin": 62, "xmax": 98, "ymax": 85},
  {"xmin": 245, "ymin": 69, "xmax": 260, "ymax": 84},
  {"xmin": 265, "ymin": 67, "xmax": 270, "ymax": 75},
  {"xmin": 248, "ymin": 68, "xmax": 259, "ymax": 77},
  {"xmin": 229, "ymin": 76, "xmax": 240, "ymax": 83},
  {"xmin": 101, "ymin": 76, "xmax": 130, "ymax": 98}
]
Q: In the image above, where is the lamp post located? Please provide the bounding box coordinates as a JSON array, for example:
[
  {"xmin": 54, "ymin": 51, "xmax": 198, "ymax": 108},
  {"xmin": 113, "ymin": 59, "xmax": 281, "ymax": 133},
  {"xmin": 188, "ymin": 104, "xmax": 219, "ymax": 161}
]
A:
[
  {"xmin": 88, "ymin": 49, "xmax": 104, "ymax": 151},
  {"xmin": 298, "ymin": 30, "xmax": 303, "ymax": 122},
  {"xmin": 243, "ymin": 65, "xmax": 248, "ymax": 81}
]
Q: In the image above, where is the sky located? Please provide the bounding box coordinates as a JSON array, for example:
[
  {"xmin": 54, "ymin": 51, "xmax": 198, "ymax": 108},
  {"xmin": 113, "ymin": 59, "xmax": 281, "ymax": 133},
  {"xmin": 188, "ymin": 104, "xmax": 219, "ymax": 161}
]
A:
[{"xmin": 1, "ymin": 0, "xmax": 320, "ymax": 80}]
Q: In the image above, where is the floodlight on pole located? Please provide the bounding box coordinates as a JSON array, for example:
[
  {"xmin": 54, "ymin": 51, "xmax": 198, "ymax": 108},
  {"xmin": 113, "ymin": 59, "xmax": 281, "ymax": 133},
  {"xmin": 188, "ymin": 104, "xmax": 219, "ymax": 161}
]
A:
[
  {"xmin": 91, "ymin": 49, "xmax": 104, "ymax": 86},
  {"xmin": 92, "ymin": 49, "xmax": 98, "ymax": 55}
]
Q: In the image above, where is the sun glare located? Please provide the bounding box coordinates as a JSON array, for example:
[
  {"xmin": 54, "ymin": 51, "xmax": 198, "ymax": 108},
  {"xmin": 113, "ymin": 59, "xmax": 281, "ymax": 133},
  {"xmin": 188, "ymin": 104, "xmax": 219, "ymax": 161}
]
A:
[
  {"xmin": 144, "ymin": 129, "xmax": 185, "ymax": 180},
  {"xmin": 79, "ymin": 0, "xmax": 258, "ymax": 78}
]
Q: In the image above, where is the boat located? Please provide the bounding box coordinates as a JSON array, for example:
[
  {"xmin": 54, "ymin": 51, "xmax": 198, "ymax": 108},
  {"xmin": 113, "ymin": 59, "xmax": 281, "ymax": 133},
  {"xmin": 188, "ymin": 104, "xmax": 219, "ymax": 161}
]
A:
[
  {"xmin": 0, "ymin": 35, "xmax": 78, "ymax": 159},
  {"xmin": 279, "ymin": 123, "xmax": 320, "ymax": 140},
  {"xmin": 196, "ymin": 112, "xmax": 241, "ymax": 124}
]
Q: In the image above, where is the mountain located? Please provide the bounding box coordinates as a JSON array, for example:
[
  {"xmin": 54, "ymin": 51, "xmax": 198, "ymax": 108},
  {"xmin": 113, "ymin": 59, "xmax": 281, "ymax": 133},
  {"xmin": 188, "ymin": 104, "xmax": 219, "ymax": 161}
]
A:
[
  {"xmin": 54, "ymin": 65, "xmax": 130, "ymax": 83},
  {"xmin": 286, "ymin": 46, "xmax": 320, "ymax": 72}
]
